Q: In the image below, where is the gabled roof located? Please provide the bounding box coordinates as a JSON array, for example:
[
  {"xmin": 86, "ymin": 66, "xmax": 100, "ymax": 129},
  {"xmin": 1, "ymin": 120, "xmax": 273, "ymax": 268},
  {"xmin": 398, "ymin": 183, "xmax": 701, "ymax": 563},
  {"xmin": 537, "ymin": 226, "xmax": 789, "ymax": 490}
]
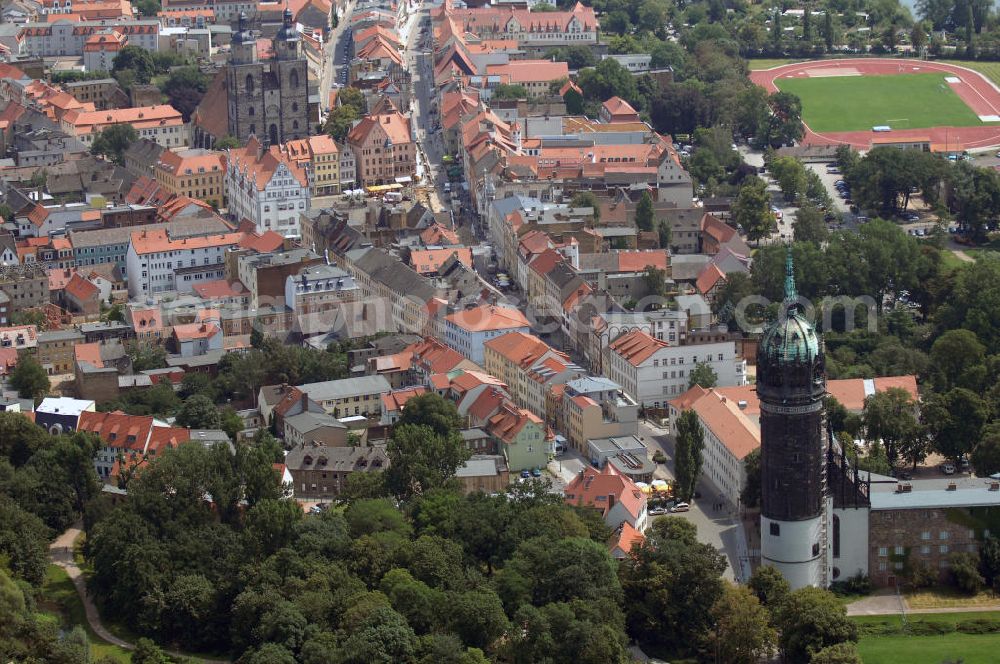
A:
[
  {"xmin": 607, "ymin": 329, "xmax": 668, "ymax": 367},
  {"xmin": 77, "ymin": 410, "xmax": 154, "ymax": 452},
  {"xmin": 611, "ymin": 521, "xmax": 645, "ymax": 558},
  {"xmin": 172, "ymin": 322, "xmax": 221, "ymax": 341},
  {"xmin": 64, "ymin": 272, "xmax": 99, "ymax": 301},
  {"xmin": 382, "ymin": 386, "xmax": 428, "ymax": 413},
  {"xmin": 446, "ymin": 304, "xmax": 530, "ymax": 333},
  {"xmin": 563, "ymin": 463, "xmax": 645, "ymax": 521},
  {"xmin": 670, "ymin": 386, "xmax": 759, "ymax": 461},
  {"xmin": 486, "ymin": 401, "xmax": 542, "ymax": 443},
  {"xmin": 695, "ymin": 263, "xmax": 725, "ymax": 296}
]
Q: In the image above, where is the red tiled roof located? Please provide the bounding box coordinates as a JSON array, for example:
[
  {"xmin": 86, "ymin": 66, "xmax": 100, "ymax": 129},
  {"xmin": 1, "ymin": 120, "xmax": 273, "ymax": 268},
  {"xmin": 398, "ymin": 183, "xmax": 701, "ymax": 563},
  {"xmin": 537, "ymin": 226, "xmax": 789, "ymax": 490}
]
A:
[
  {"xmin": 445, "ymin": 304, "xmax": 530, "ymax": 333},
  {"xmin": 382, "ymin": 386, "xmax": 428, "ymax": 413},
  {"xmin": 564, "ymin": 463, "xmax": 645, "ymax": 522},
  {"xmin": 607, "ymin": 329, "xmax": 667, "ymax": 367},
  {"xmin": 77, "ymin": 410, "xmax": 155, "ymax": 452},
  {"xmin": 64, "ymin": 273, "xmax": 99, "ymax": 302}
]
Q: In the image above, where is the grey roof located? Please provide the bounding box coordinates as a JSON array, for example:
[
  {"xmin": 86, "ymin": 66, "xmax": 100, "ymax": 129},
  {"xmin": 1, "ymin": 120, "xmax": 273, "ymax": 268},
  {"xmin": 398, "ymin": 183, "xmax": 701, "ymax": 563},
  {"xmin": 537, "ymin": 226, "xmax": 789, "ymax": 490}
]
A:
[
  {"xmin": 37, "ymin": 329, "xmax": 84, "ymax": 343},
  {"xmin": 593, "ymin": 226, "xmax": 637, "ymax": 237},
  {"xmin": 459, "ymin": 428, "xmax": 488, "ymax": 441},
  {"xmin": 870, "ymin": 478, "xmax": 1000, "ymax": 510},
  {"xmin": 285, "ymin": 442, "xmax": 388, "ymax": 472},
  {"xmin": 455, "ymin": 454, "xmax": 506, "ymax": 478},
  {"xmin": 299, "ymin": 374, "xmax": 392, "ymax": 402},
  {"xmin": 565, "ymin": 375, "xmax": 622, "ymax": 395},
  {"xmin": 79, "ymin": 321, "xmax": 130, "ymax": 334},
  {"xmin": 346, "ymin": 247, "xmax": 437, "ymax": 301},
  {"xmin": 284, "ymin": 410, "xmax": 347, "ymax": 433},
  {"xmin": 669, "ymin": 254, "xmax": 712, "ymax": 281},
  {"xmin": 70, "ymin": 216, "xmax": 232, "ymax": 249},
  {"xmin": 119, "ymin": 375, "xmax": 153, "ymax": 388},
  {"xmin": 674, "ymin": 293, "xmax": 710, "ymax": 315},
  {"xmin": 64, "ymin": 78, "xmax": 119, "ymax": 88},
  {"xmin": 165, "ymin": 349, "xmax": 226, "ymax": 367}
]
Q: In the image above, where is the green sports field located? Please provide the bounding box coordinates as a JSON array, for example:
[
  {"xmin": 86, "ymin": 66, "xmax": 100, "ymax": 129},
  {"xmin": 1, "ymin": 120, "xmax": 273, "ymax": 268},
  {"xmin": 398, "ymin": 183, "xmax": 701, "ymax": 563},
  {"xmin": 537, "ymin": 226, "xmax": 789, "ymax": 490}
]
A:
[{"xmin": 774, "ymin": 73, "xmax": 987, "ymax": 133}]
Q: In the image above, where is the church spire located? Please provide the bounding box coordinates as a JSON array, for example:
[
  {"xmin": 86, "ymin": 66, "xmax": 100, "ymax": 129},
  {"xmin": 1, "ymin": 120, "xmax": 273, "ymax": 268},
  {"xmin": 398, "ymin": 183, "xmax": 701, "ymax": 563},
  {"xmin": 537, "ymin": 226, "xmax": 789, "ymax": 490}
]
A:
[{"xmin": 784, "ymin": 246, "xmax": 797, "ymax": 304}]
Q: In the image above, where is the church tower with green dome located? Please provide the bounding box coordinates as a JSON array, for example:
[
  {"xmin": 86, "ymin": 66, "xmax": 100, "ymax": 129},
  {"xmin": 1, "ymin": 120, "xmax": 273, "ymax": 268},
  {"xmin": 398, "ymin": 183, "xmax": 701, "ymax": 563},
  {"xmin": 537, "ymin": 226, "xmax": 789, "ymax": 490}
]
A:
[{"xmin": 758, "ymin": 249, "xmax": 830, "ymax": 589}]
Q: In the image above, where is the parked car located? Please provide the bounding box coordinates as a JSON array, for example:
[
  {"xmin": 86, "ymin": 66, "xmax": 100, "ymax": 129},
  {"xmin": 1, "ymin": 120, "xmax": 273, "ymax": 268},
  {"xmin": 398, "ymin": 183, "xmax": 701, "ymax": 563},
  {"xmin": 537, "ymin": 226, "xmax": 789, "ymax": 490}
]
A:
[
  {"xmin": 670, "ymin": 502, "xmax": 690, "ymax": 513},
  {"xmin": 520, "ymin": 469, "xmax": 531, "ymax": 479},
  {"xmin": 531, "ymin": 468, "xmax": 542, "ymax": 478},
  {"xmin": 942, "ymin": 463, "xmax": 956, "ymax": 475},
  {"xmin": 649, "ymin": 507, "xmax": 669, "ymax": 516}
]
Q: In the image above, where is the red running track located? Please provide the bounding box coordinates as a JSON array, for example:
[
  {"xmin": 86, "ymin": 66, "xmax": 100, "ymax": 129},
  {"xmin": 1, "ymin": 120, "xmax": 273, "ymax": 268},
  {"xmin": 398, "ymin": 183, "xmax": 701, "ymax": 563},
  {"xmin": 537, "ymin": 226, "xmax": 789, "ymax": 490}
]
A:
[{"xmin": 749, "ymin": 58, "xmax": 1000, "ymax": 151}]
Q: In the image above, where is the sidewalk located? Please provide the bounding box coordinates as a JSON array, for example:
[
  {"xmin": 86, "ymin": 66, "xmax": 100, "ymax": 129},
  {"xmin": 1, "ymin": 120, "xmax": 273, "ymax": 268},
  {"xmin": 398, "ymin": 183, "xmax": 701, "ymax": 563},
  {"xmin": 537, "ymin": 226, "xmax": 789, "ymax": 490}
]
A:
[{"xmin": 846, "ymin": 590, "xmax": 1000, "ymax": 616}]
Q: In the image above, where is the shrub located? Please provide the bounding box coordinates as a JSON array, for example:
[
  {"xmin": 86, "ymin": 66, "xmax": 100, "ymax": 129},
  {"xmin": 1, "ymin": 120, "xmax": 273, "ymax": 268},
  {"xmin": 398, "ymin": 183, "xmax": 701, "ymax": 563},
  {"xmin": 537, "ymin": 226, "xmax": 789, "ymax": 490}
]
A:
[
  {"xmin": 830, "ymin": 572, "xmax": 872, "ymax": 596},
  {"xmin": 956, "ymin": 619, "xmax": 1000, "ymax": 634},
  {"xmin": 908, "ymin": 620, "xmax": 955, "ymax": 636},
  {"xmin": 652, "ymin": 450, "xmax": 667, "ymax": 464},
  {"xmin": 856, "ymin": 621, "xmax": 902, "ymax": 637}
]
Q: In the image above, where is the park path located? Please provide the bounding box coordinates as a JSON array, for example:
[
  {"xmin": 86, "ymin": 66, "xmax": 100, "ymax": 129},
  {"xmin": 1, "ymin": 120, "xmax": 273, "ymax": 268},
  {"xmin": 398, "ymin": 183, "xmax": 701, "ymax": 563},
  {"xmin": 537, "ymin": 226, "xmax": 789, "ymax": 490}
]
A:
[
  {"xmin": 951, "ymin": 249, "xmax": 975, "ymax": 263},
  {"xmin": 49, "ymin": 525, "xmax": 230, "ymax": 664},
  {"xmin": 847, "ymin": 589, "xmax": 1000, "ymax": 616}
]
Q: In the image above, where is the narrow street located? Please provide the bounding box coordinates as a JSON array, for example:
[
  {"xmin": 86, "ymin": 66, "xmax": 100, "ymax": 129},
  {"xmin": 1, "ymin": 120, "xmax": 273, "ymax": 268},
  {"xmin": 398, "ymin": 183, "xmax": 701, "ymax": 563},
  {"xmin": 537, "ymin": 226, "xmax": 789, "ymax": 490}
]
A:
[{"xmin": 321, "ymin": 0, "xmax": 357, "ymax": 111}]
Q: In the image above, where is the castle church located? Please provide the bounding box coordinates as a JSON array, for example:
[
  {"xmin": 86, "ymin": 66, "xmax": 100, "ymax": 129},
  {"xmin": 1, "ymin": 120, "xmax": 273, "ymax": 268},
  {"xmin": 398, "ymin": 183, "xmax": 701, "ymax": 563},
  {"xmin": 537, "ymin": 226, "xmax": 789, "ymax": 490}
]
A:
[{"xmin": 225, "ymin": 9, "xmax": 310, "ymax": 146}]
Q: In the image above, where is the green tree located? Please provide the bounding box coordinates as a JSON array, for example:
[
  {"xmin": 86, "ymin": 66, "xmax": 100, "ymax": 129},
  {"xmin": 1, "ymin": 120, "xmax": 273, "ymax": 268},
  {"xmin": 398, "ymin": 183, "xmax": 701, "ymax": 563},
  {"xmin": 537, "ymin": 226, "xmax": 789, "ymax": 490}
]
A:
[
  {"xmin": 325, "ymin": 104, "xmax": 359, "ymax": 142},
  {"xmin": 619, "ymin": 518, "xmax": 726, "ymax": 656},
  {"xmin": 133, "ymin": 0, "xmax": 160, "ymax": 16},
  {"xmin": 396, "ymin": 392, "xmax": 462, "ymax": 437},
  {"xmin": 910, "ymin": 23, "xmax": 927, "ymax": 53},
  {"xmin": 923, "ymin": 388, "xmax": 989, "ymax": 463},
  {"xmin": 642, "ymin": 265, "xmax": 667, "ymax": 298},
  {"xmin": 972, "ymin": 429, "xmax": 1000, "ymax": 477},
  {"xmin": 732, "ymin": 175, "xmax": 774, "ymax": 243},
  {"xmin": 214, "ymin": 135, "xmax": 241, "ymax": 150},
  {"xmin": 748, "ymin": 564, "xmax": 790, "ymax": 610},
  {"xmin": 770, "ymin": 9, "xmax": 783, "ymax": 52},
  {"xmin": 131, "ymin": 637, "xmax": 170, "ymax": 663},
  {"xmin": 950, "ymin": 551, "xmax": 984, "ymax": 593},
  {"xmin": 128, "ymin": 342, "xmax": 167, "ymax": 372},
  {"xmin": 10, "ymin": 355, "xmax": 49, "ymax": 401},
  {"xmin": 492, "ymin": 84, "xmax": 529, "ymax": 100},
  {"xmin": 811, "ymin": 642, "xmax": 864, "ymax": 664},
  {"xmin": 112, "ymin": 45, "xmax": 155, "ymax": 84},
  {"xmin": 861, "ymin": 387, "xmax": 921, "ymax": 468},
  {"xmin": 793, "ymin": 204, "xmax": 829, "ymax": 245},
  {"xmin": 802, "ymin": 7, "xmax": 813, "ymax": 42},
  {"xmin": 176, "ymin": 394, "xmax": 222, "ymax": 429},
  {"xmin": 570, "ymin": 191, "xmax": 601, "ymax": 224},
  {"xmin": 740, "ymin": 448, "xmax": 761, "ymax": 508},
  {"xmin": 0, "ymin": 501, "xmax": 51, "ymax": 584},
  {"xmin": 823, "ymin": 11, "xmax": 836, "ymax": 51},
  {"xmin": 930, "ymin": 329, "xmax": 986, "ymax": 392},
  {"xmin": 576, "ymin": 59, "xmax": 638, "ymax": 106},
  {"xmin": 635, "ymin": 190, "xmax": 655, "ymax": 232},
  {"xmin": 162, "ymin": 66, "xmax": 208, "ymax": 121},
  {"xmin": 674, "ymin": 410, "xmax": 705, "ymax": 502},
  {"xmin": 91, "ymin": 124, "xmax": 138, "ymax": 165},
  {"xmin": 775, "ymin": 587, "xmax": 857, "ymax": 664},
  {"xmin": 446, "ymin": 589, "xmax": 509, "ymax": 652},
  {"xmin": 688, "ymin": 362, "xmax": 718, "ymax": 389},
  {"xmin": 711, "ymin": 583, "xmax": 776, "ymax": 664}
]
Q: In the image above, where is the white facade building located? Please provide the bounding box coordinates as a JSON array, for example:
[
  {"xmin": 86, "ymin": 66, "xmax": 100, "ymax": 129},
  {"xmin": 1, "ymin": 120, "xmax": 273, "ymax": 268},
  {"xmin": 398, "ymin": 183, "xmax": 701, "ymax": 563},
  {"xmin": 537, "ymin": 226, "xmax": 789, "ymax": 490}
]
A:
[
  {"xmin": 603, "ymin": 328, "xmax": 745, "ymax": 409},
  {"xmin": 126, "ymin": 228, "xmax": 243, "ymax": 298},
  {"xmin": 225, "ymin": 137, "xmax": 311, "ymax": 238},
  {"xmin": 19, "ymin": 19, "xmax": 160, "ymax": 57}
]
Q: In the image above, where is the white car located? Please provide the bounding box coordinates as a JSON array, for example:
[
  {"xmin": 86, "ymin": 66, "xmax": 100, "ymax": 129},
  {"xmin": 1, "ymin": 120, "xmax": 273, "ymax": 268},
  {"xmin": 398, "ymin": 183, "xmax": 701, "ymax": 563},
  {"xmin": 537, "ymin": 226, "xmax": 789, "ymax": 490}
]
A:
[{"xmin": 670, "ymin": 502, "xmax": 690, "ymax": 513}]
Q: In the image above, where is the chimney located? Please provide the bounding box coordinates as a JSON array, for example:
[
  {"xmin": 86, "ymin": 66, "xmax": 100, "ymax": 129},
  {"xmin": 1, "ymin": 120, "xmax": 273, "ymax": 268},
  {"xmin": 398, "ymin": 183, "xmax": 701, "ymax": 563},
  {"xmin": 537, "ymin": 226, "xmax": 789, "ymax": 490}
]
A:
[
  {"xmin": 608, "ymin": 494, "xmax": 615, "ymax": 508},
  {"xmin": 301, "ymin": 390, "xmax": 307, "ymax": 412}
]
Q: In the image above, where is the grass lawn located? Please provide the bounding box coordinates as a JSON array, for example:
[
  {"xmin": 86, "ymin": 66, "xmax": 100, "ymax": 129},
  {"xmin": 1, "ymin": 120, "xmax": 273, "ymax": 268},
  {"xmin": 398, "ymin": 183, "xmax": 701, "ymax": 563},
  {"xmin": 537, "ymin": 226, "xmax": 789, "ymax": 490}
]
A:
[
  {"xmin": 747, "ymin": 58, "xmax": 803, "ymax": 70},
  {"xmin": 942, "ymin": 59, "xmax": 1000, "ymax": 87},
  {"xmin": 775, "ymin": 73, "xmax": 990, "ymax": 132},
  {"xmin": 854, "ymin": 611, "xmax": 1000, "ymax": 664},
  {"xmin": 38, "ymin": 565, "xmax": 131, "ymax": 663},
  {"xmin": 940, "ymin": 249, "xmax": 970, "ymax": 271},
  {"xmin": 906, "ymin": 586, "xmax": 1000, "ymax": 609}
]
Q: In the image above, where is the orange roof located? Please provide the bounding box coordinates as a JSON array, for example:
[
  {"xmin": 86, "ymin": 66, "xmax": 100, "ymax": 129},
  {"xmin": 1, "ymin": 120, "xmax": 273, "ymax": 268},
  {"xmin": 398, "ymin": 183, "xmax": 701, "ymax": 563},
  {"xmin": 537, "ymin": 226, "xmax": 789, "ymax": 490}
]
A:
[
  {"xmin": 77, "ymin": 410, "xmax": 155, "ymax": 452},
  {"xmin": 446, "ymin": 304, "xmax": 530, "ymax": 333},
  {"xmin": 0, "ymin": 347, "xmax": 18, "ymax": 376},
  {"xmin": 712, "ymin": 376, "xmax": 919, "ymax": 416},
  {"xmin": 74, "ymin": 341, "xmax": 104, "ymax": 368},
  {"xmin": 671, "ymin": 387, "xmax": 759, "ymax": 461},
  {"xmin": 486, "ymin": 402, "xmax": 542, "ymax": 443},
  {"xmin": 227, "ymin": 136, "xmax": 309, "ymax": 191},
  {"xmin": 82, "ymin": 31, "xmax": 127, "ymax": 51},
  {"xmin": 701, "ymin": 214, "xmax": 736, "ymax": 244},
  {"xmin": 129, "ymin": 228, "xmax": 243, "ymax": 255},
  {"xmin": 607, "ymin": 329, "xmax": 668, "ymax": 367},
  {"xmin": 564, "ymin": 463, "xmax": 645, "ymax": 522},
  {"xmin": 409, "ymin": 247, "xmax": 472, "ymax": 275},
  {"xmin": 485, "ymin": 60, "xmax": 569, "ymax": 84},
  {"xmin": 420, "ymin": 223, "xmax": 459, "ymax": 246},
  {"xmin": 147, "ymin": 426, "xmax": 190, "ymax": 454},
  {"xmin": 65, "ymin": 273, "xmax": 99, "ymax": 302},
  {"xmin": 696, "ymin": 263, "xmax": 725, "ymax": 295},
  {"xmin": 192, "ymin": 279, "xmax": 246, "ymax": 300},
  {"xmin": 381, "ymin": 386, "xmax": 428, "ymax": 413},
  {"xmin": 172, "ymin": 322, "xmax": 221, "ymax": 341},
  {"xmin": 156, "ymin": 149, "xmax": 225, "ymax": 177},
  {"xmin": 48, "ymin": 268, "xmax": 76, "ymax": 291},
  {"xmin": 601, "ymin": 96, "xmax": 639, "ymax": 119},
  {"xmin": 484, "ymin": 330, "xmax": 567, "ymax": 369},
  {"xmin": 612, "ymin": 521, "xmax": 645, "ymax": 557},
  {"xmin": 617, "ymin": 250, "xmax": 668, "ymax": 273},
  {"xmin": 62, "ymin": 104, "xmax": 183, "ymax": 135},
  {"xmin": 128, "ymin": 306, "xmax": 163, "ymax": 332},
  {"xmin": 528, "ymin": 248, "xmax": 564, "ymax": 276},
  {"xmin": 239, "ymin": 229, "xmax": 285, "ymax": 253},
  {"xmin": 346, "ymin": 109, "xmax": 412, "ymax": 147},
  {"xmin": 408, "ymin": 336, "xmax": 468, "ymax": 374}
]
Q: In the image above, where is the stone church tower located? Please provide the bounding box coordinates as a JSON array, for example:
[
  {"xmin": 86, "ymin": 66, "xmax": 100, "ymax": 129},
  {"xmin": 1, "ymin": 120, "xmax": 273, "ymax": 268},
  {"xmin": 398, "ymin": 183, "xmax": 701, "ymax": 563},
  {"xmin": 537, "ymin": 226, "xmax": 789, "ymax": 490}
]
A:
[
  {"xmin": 225, "ymin": 9, "xmax": 309, "ymax": 146},
  {"xmin": 758, "ymin": 250, "xmax": 831, "ymax": 589}
]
